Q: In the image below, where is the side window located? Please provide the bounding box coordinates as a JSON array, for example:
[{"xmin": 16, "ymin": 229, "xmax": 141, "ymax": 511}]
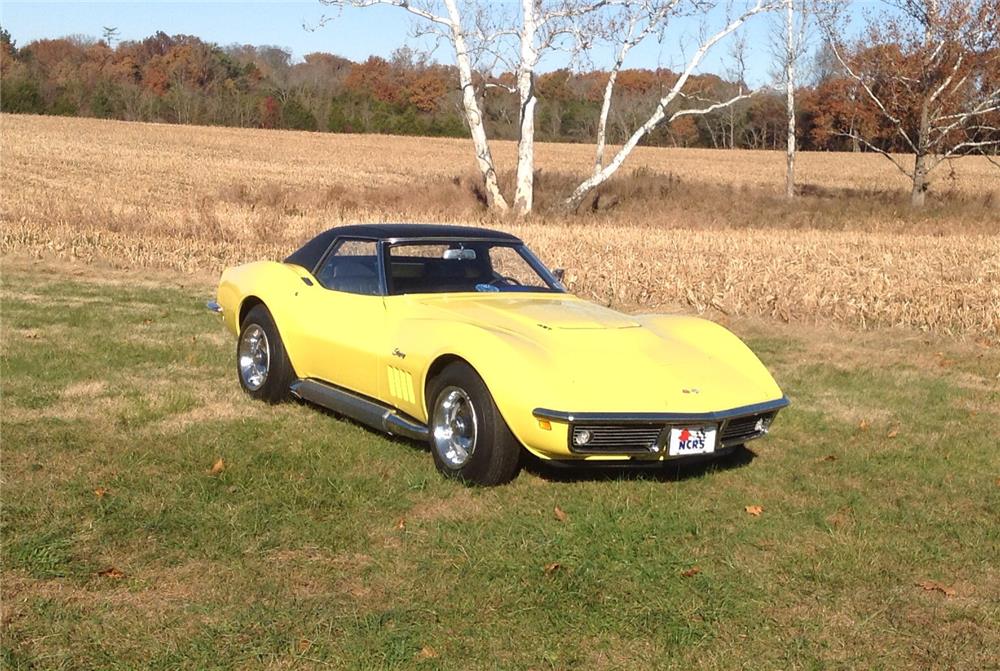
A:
[
  {"xmin": 315, "ymin": 239, "xmax": 380, "ymax": 295},
  {"xmin": 488, "ymin": 246, "xmax": 550, "ymax": 289}
]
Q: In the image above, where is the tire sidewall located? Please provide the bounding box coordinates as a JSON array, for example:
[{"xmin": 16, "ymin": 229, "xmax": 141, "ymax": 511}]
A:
[
  {"xmin": 427, "ymin": 362, "xmax": 520, "ymax": 485},
  {"xmin": 238, "ymin": 305, "xmax": 292, "ymax": 403}
]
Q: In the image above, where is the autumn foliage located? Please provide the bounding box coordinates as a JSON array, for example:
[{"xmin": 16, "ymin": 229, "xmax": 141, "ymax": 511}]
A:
[
  {"xmin": 2, "ymin": 20, "xmax": 996, "ymax": 163},
  {"xmin": 0, "ymin": 26, "xmax": 912, "ymax": 152}
]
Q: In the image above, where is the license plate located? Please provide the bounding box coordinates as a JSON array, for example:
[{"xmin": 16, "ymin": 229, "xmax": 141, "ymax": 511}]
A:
[{"xmin": 668, "ymin": 425, "xmax": 717, "ymax": 456}]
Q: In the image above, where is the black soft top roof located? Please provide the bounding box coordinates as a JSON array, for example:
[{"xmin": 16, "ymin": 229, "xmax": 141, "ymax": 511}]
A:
[{"xmin": 284, "ymin": 224, "xmax": 522, "ymax": 271}]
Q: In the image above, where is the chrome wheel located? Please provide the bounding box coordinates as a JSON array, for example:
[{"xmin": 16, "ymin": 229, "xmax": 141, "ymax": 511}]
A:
[
  {"xmin": 238, "ymin": 324, "xmax": 270, "ymax": 391},
  {"xmin": 432, "ymin": 386, "xmax": 478, "ymax": 469}
]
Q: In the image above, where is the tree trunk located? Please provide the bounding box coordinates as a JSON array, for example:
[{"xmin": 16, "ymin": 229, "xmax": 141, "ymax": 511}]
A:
[
  {"xmin": 911, "ymin": 152, "xmax": 928, "ymax": 207},
  {"xmin": 911, "ymin": 2, "xmax": 935, "ymax": 209},
  {"xmin": 564, "ymin": 2, "xmax": 767, "ymax": 210},
  {"xmin": 594, "ymin": 69, "xmax": 619, "ymax": 174},
  {"xmin": 911, "ymin": 100, "xmax": 930, "ymax": 207},
  {"xmin": 784, "ymin": 0, "xmax": 796, "ymax": 199},
  {"xmin": 444, "ymin": 0, "xmax": 508, "ymax": 212},
  {"xmin": 513, "ymin": 0, "xmax": 539, "ymax": 217}
]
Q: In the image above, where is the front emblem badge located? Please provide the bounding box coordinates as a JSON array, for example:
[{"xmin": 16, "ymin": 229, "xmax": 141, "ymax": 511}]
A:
[{"xmin": 392, "ymin": 348, "xmax": 406, "ymax": 359}]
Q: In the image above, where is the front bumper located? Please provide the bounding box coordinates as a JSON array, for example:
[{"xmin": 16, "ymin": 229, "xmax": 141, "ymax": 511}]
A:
[{"xmin": 532, "ymin": 396, "xmax": 790, "ymax": 456}]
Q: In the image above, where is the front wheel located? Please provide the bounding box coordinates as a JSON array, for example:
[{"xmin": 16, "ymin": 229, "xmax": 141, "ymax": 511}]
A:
[
  {"xmin": 237, "ymin": 304, "xmax": 294, "ymax": 403},
  {"xmin": 427, "ymin": 362, "xmax": 521, "ymax": 486}
]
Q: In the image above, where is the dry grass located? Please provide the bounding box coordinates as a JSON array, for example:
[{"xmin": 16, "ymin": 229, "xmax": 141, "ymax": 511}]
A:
[
  {"xmin": 2, "ymin": 114, "xmax": 998, "ymax": 337},
  {"xmin": 3, "ymin": 249, "xmax": 1000, "ymax": 669}
]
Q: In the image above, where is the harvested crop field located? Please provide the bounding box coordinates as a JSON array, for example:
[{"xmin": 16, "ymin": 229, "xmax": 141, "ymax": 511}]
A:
[{"xmin": 1, "ymin": 114, "xmax": 998, "ymax": 337}]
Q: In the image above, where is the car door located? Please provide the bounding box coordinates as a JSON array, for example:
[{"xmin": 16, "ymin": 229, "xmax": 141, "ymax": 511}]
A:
[{"xmin": 293, "ymin": 238, "xmax": 385, "ymax": 399}]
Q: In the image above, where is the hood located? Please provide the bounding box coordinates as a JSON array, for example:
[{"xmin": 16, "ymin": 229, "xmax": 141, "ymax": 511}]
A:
[
  {"xmin": 404, "ymin": 294, "xmax": 782, "ymax": 413},
  {"xmin": 412, "ymin": 294, "xmax": 641, "ymax": 333}
]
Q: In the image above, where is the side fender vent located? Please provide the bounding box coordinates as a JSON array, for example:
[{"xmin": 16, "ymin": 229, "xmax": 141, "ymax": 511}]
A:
[{"xmin": 387, "ymin": 366, "xmax": 416, "ymax": 404}]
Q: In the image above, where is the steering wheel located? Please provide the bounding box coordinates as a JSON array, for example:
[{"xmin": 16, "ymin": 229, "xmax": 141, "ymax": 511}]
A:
[{"xmin": 490, "ymin": 274, "xmax": 523, "ymax": 287}]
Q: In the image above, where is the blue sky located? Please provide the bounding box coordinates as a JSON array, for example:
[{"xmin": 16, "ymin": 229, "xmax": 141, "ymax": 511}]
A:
[{"xmin": 0, "ymin": 1, "xmax": 839, "ymax": 86}]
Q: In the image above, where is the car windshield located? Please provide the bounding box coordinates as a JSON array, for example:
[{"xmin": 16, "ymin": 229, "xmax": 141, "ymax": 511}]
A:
[{"xmin": 386, "ymin": 241, "xmax": 563, "ymax": 296}]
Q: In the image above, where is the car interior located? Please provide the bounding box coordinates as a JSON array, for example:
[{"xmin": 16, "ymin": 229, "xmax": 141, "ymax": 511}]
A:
[
  {"xmin": 315, "ymin": 254, "xmax": 381, "ymax": 295},
  {"xmin": 313, "ymin": 240, "xmax": 555, "ymax": 296}
]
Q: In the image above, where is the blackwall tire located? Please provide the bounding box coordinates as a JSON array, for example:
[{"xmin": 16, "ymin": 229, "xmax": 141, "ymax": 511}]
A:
[
  {"xmin": 237, "ymin": 304, "xmax": 295, "ymax": 404},
  {"xmin": 427, "ymin": 361, "xmax": 521, "ymax": 486}
]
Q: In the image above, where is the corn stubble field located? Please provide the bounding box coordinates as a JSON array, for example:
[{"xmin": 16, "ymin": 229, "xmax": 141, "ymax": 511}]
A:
[
  {"xmin": 1, "ymin": 114, "xmax": 998, "ymax": 338},
  {"xmin": 2, "ymin": 115, "xmax": 1000, "ymax": 669}
]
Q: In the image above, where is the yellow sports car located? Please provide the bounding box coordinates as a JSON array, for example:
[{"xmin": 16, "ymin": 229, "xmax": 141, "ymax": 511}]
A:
[{"xmin": 210, "ymin": 224, "xmax": 788, "ymax": 485}]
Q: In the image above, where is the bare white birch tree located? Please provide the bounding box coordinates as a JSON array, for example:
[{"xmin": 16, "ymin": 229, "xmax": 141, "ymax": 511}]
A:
[
  {"xmin": 322, "ymin": 0, "xmax": 779, "ymax": 214},
  {"xmin": 320, "ymin": 0, "xmax": 509, "ymax": 211},
  {"xmin": 322, "ymin": 0, "xmax": 610, "ymax": 216},
  {"xmin": 819, "ymin": 0, "xmax": 1000, "ymax": 207},
  {"xmin": 784, "ymin": 0, "xmax": 795, "ymax": 197},
  {"xmin": 565, "ymin": 0, "xmax": 777, "ymax": 209},
  {"xmin": 590, "ymin": 0, "xmax": 677, "ymax": 174},
  {"xmin": 482, "ymin": 0, "xmax": 613, "ymax": 214},
  {"xmin": 769, "ymin": 0, "xmax": 809, "ymax": 198}
]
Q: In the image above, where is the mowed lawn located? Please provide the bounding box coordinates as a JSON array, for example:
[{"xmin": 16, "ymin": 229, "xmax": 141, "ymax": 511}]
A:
[{"xmin": 2, "ymin": 260, "xmax": 998, "ymax": 670}]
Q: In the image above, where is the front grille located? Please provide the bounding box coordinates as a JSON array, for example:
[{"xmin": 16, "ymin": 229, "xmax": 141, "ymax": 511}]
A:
[
  {"xmin": 570, "ymin": 424, "xmax": 662, "ymax": 453},
  {"xmin": 566, "ymin": 410, "xmax": 778, "ymax": 454},
  {"xmin": 720, "ymin": 412, "xmax": 774, "ymax": 445}
]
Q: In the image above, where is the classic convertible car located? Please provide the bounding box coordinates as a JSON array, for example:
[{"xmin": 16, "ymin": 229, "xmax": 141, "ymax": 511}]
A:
[{"xmin": 209, "ymin": 224, "xmax": 788, "ymax": 485}]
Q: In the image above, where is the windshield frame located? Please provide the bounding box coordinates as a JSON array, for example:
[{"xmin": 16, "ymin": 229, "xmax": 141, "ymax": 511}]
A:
[{"xmin": 381, "ymin": 238, "xmax": 565, "ymax": 297}]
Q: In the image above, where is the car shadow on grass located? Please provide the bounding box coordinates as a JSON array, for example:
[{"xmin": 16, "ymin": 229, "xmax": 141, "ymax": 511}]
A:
[
  {"xmin": 521, "ymin": 445, "xmax": 757, "ymax": 483},
  {"xmin": 298, "ymin": 400, "xmax": 757, "ymax": 484}
]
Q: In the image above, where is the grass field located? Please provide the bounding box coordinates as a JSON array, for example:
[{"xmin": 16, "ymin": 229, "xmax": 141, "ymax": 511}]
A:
[
  {"xmin": 2, "ymin": 115, "xmax": 999, "ymax": 338},
  {"xmin": 2, "ymin": 113, "xmax": 999, "ymax": 668},
  {"xmin": 2, "ymin": 259, "xmax": 999, "ymax": 669}
]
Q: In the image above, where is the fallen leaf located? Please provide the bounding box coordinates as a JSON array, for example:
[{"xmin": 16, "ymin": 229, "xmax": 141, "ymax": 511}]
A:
[
  {"xmin": 395, "ymin": 517, "xmax": 406, "ymax": 531},
  {"xmin": 745, "ymin": 505, "xmax": 763, "ymax": 517},
  {"xmin": 553, "ymin": 505, "xmax": 567, "ymax": 522},
  {"xmin": 826, "ymin": 507, "xmax": 851, "ymax": 527},
  {"xmin": 543, "ymin": 562, "xmax": 562, "ymax": 575},
  {"xmin": 681, "ymin": 566, "xmax": 701, "ymax": 578},
  {"xmin": 887, "ymin": 427, "xmax": 899, "ymax": 439},
  {"xmin": 916, "ymin": 580, "xmax": 956, "ymax": 597},
  {"xmin": 297, "ymin": 639, "xmax": 311, "ymax": 653},
  {"xmin": 820, "ymin": 455, "xmax": 838, "ymax": 462},
  {"xmin": 97, "ymin": 566, "xmax": 125, "ymax": 579},
  {"xmin": 415, "ymin": 646, "xmax": 439, "ymax": 660},
  {"xmin": 936, "ymin": 352, "xmax": 955, "ymax": 368},
  {"xmin": 858, "ymin": 419, "xmax": 871, "ymax": 431},
  {"xmin": 207, "ymin": 458, "xmax": 226, "ymax": 476},
  {"xmin": 93, "ymin": 487, "xmax": 109, "ymax": 499}
]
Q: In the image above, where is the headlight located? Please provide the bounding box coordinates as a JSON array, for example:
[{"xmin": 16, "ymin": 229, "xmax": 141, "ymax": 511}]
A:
[{"xmin": 754, "ymin": 416, "xmax": 772, "ymax": 434}]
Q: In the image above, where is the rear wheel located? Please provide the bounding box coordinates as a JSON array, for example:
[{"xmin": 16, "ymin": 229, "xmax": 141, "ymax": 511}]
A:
[
  {"xmin": 237, "ymin": 304, "xmax": 294, "ymax": 403},
  {"xmin": 427, "ymin": 361, "xmax": 521, "ymax": 486}
]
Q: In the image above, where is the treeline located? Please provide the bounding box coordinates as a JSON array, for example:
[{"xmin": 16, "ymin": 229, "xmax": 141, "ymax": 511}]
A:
[{"xmin": 0, "ymin": 27, "xmax": 901, "ymax": 152}]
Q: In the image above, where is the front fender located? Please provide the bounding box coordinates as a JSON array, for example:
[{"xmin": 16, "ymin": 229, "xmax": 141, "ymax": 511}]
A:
[
  {"xmin": 216, "ymin": 261, "xmax": 311, "ymax": 367},
  {"xmin": 636, "ymin": 314, "xmax": 783, "ymax": 399},
  {"xmin": 391, "ymin": 319, "xmax": 560, "ymax": 451}
]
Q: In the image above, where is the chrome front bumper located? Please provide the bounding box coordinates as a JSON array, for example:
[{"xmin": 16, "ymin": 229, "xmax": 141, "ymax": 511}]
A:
[{"xmin": 533, "ymin": 396, "xmax": 790, "ymax": 455}]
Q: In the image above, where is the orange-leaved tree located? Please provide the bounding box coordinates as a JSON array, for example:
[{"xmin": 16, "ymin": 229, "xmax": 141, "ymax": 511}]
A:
[{"xmin": 821, "ymin": 0, "xmax": 999, "ymax": 207}]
